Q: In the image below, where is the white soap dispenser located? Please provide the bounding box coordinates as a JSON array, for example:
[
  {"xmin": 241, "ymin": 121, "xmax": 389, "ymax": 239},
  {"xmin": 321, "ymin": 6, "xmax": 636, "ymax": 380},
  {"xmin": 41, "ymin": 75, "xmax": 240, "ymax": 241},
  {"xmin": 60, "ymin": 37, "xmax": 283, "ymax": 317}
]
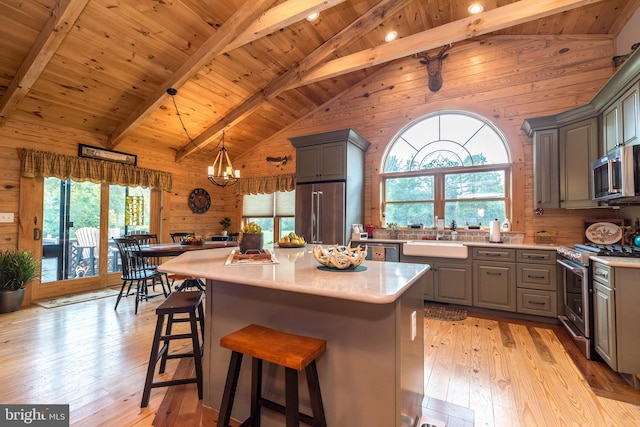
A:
[{"xmin": 502, "ymin": 218, "xmax": 511, "ymax": 232}]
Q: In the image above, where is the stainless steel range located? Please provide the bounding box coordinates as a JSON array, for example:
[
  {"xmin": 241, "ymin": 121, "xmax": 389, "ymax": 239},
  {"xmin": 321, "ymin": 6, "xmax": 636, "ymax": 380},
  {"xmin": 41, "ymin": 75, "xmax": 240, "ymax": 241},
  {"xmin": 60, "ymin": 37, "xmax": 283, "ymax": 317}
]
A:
[{"xmin": 557, "ymin": 243, "xmax": 640, "ymax": 359}]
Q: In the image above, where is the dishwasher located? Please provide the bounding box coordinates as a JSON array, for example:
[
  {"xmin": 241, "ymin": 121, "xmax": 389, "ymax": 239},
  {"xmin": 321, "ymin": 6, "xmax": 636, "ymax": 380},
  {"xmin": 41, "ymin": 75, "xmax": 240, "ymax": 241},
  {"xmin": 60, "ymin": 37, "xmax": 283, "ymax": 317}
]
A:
[{"xmin": 352, "ymin": 241, "xmax": 400, "ymax": 262}]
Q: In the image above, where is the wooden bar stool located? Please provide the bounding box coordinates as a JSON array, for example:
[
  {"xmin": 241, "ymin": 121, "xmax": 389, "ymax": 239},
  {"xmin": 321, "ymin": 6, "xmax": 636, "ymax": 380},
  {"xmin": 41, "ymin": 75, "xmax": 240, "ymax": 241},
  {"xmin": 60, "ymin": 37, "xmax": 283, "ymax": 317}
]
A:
[
  {"xmin": 140, "ymin": 291, "xmax": 205, "ymax": 408},
  {"xmin": 217, "ymin": 324, "xmax": 327, "ymax": 427}
]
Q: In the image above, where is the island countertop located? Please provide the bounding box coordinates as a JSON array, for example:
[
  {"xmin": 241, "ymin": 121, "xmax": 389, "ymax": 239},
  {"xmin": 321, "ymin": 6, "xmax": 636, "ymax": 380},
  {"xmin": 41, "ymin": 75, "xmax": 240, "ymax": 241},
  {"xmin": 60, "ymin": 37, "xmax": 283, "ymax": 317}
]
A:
[{"xmin": 158, "ymin": 245, "xmax": 430, "ymax": 304}]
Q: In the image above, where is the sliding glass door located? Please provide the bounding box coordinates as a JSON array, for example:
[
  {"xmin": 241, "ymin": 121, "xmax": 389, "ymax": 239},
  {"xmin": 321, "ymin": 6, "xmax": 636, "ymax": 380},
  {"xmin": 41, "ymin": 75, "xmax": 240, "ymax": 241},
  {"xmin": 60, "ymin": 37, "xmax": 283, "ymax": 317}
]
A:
[
  {"xmin": 42, "ymin": 178, "xmax": 101, "ymax": 282},
  {"xmin": 41, "ymin": 178, "xmax": 151, "ymax": 284}
]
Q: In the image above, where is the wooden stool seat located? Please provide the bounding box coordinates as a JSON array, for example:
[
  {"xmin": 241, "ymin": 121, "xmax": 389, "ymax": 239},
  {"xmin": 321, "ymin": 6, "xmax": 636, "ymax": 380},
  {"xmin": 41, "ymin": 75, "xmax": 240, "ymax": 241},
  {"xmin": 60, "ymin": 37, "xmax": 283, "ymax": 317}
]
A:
[
  {"xmin": 140, "ymin": 291, "xmax": 205, "ymax": 408},
  {"xmin": 217, "ymin": 324, "xmax": 327, "ymax": 427},
  {"xmin": 220, "ymin": 324, "xmax": 326, "ymax": 370}
]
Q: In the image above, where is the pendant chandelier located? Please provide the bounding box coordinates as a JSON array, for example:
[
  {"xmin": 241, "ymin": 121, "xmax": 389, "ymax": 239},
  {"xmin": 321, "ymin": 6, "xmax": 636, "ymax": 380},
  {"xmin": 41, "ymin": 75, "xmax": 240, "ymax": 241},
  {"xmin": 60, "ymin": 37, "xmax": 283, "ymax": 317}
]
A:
[
  {"xmin": 207, "ymin": 131, "xmax": 239, "ymax": 187},
  {"xmin": 167, "ymin": 87, "xmax": 240, "ymax": 187}
]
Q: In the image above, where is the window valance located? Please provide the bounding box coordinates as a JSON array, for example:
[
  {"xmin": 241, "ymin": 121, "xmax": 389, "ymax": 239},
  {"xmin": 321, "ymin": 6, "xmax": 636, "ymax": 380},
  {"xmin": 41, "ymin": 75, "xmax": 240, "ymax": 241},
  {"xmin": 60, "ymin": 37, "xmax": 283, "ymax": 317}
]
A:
[
  {"xmin": 235, "ymin": 173, "xmax": 296, "ymax": 195},
  {"xmin": 20, "ymin": 149, "xmax": 172, "ymax": 191}
]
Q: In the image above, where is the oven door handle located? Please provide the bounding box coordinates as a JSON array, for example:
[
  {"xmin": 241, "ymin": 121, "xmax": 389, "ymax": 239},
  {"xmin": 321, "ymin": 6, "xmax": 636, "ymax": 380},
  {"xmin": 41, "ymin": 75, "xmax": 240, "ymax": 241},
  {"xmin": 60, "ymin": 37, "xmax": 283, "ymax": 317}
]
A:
[{"xmin": 557, "ymin": 259, "xmax": 584, "ymax": 276}]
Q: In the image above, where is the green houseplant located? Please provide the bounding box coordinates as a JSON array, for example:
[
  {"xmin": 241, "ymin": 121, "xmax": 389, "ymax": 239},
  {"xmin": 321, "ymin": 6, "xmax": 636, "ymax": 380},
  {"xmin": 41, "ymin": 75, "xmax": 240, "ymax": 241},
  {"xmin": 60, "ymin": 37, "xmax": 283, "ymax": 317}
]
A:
[
  {"xmin": 0, "ymin": 249, "xmax": 39, "ymax": 313},
  {"xmin": 219, "ymin": 217, "xmax": 231, "ymax": 236},
  {"xmin": 239, "ymin": 222, "xmax": 263, "ymax": 253}
]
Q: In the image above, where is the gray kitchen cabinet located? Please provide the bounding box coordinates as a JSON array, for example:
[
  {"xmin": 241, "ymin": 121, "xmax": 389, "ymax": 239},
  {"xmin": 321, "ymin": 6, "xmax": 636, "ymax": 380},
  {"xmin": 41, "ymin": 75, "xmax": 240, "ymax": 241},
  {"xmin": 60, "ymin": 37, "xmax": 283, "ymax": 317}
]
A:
[
  {"xmin": 472, "ymin": 246, "xmax": 516, "ymax": 262},
  {"xmin": 290, "ymin": 128, "xmax": 370, "ymax": 184},
  {"xmin": 473, "ymin": 260, "xmax": 516, "ymax": 311},
  {"xmin": 400, "ymin": 254, "xmax": 471, "ymax": 305},
  {"xmin": 593, "ymin": 277, "xmax": 616, "ymax": 370},
  {"xmin": 532, "ymin": 128, "xmax": 560, "ymax": 210},
  {"xmin": 592, "ymin": 261, "xmax": 640, "ymax": 376},
  {"xmin": 558, "ymin": 118, "xmax": 599, "ymax": 208},
  {"xmin": 603, "ymin": 82, "xmax": 640, "ymax": 153},
  {"xmin": 296, "ymin": 142, "xmax": 346, "ymax": 182},
  {"xmin": 516, "ymin": 249, "xmax": 558, "ymax": 317}
]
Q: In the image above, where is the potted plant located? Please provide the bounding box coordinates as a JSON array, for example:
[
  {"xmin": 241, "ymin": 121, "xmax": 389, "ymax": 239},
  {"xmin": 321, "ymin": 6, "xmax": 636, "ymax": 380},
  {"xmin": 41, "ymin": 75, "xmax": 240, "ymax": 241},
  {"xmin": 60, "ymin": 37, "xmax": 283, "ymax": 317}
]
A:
[
  {"xmin": 219, "ymin": 217, "xmax": 231, "ymax": 236},
  {"xmin": 239, "ymin": 222, "xmax": 263, "ymax": 253},
  {"xmin": 0, "ymin": 249, "xmax": 39, "ymax": 313}
]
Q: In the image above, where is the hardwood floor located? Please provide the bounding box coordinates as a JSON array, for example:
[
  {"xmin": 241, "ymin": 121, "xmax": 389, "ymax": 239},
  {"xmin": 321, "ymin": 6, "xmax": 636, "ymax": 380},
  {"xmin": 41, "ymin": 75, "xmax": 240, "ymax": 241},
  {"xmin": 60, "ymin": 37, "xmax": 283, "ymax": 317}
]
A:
[
  {"xmin": 424, "ymin": 311, "xmax": 640, "ymax": 426},
  {"xmin": 1, "ymin": 294, "xmax": 640, "ymax": 426}
]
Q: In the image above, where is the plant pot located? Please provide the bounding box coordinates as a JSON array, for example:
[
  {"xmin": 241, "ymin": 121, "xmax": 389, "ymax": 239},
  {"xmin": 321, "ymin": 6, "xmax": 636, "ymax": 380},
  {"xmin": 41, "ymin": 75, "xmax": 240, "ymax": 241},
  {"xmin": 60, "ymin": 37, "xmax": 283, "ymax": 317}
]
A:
[
  {"xmin": 0, "ymin": 288, "xmax": 25, "ymax": 313},
  {"xmin": 221, "ymin": 230, "xmax": 228, "ymax": 237},
  {"xmin": 239, "ymin": 233, "xmax": 263, "ymax": 254}
]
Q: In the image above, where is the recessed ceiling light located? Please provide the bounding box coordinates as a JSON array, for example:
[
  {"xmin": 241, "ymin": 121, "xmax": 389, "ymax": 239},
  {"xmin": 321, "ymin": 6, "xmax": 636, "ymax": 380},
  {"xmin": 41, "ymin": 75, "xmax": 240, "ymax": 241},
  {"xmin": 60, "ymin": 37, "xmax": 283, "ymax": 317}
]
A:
[
  {"xmin": 468, "ymin": 3, "xmax": 484, "ymax": 14},
  {"xmin": 385, "ymin": 31, "xmax": 398, "ymax": 43},
  {"xmin": 306, "ymin": 12, "xmax": 319, "ymax": 21}
]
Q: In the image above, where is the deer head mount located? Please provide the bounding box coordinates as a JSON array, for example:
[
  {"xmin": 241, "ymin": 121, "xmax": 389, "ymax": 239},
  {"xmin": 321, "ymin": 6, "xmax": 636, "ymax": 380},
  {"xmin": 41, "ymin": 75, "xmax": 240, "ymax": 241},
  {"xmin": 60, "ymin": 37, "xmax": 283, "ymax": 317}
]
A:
[{"xmin": 414, "ymin": 44, "xmax": 452, "ymax": 92}]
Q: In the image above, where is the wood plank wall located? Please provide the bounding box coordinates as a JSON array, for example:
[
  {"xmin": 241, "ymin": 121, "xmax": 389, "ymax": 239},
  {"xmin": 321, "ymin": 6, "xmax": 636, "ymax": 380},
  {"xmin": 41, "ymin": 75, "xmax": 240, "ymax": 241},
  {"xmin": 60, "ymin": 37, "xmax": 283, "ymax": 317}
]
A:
[
  {"xmin": 239, "ymin": 35, "xmax": 625, "ymax": 245},
  {"xmin": 0, "ymin": 34, "xmax": 628, "ymax": 257}
]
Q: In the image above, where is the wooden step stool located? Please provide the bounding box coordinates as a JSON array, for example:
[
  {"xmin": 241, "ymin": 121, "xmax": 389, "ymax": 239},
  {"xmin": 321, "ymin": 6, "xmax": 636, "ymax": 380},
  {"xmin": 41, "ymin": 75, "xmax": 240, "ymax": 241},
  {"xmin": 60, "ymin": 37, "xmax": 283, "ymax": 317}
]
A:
[
  {"xmin": 217, "ymin": 324, "xmax": 327, "ymax": 427},
  {"xmin": 140, "ymin": 291, "xmax": 205, "ymax": 407}
]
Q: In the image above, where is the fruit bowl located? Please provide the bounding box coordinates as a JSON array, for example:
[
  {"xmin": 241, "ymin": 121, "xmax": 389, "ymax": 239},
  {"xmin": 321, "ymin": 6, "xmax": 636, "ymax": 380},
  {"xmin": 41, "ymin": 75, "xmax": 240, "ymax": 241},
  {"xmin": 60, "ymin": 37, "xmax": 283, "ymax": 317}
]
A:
[
  {"xmin": 277, "ymin": 242, "xmax": 306, "ymax": 248},
  {"xmin": 312, "ymin": 244, "xmax": 367, "ymax": 270},
  {"xmin": 180, "ymin": 235, "xmax": 205, "ymax": 245}
]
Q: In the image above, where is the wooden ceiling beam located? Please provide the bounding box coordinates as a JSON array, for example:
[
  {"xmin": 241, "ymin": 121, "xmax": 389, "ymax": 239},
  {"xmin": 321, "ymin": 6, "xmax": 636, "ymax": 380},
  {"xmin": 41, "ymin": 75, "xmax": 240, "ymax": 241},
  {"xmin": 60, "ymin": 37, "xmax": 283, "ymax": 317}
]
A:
[
  {"xmin": 300, "ymin": 0, "xmax": 607, "ymax": 85},
  {"xmin": 176, "ymin": 0, "xmax": 605, "ymax": 161},
  {"xmin": 107, "ymin": 0, "xmax": 346, "ymax": 150},
  {"xmin": 0, "ymin": 0, "xmax": 90, "ymax": 124},
  {"xmin": 106, "ymin": 0, "xmax": 276, "ymax": 149},
  {"xmin": 225, "ymin": 0, "xmax": 347, "ymax": 53},
  {"xmin": 175, "ymin": 0, "xmax": 413, "ymax": 161}
]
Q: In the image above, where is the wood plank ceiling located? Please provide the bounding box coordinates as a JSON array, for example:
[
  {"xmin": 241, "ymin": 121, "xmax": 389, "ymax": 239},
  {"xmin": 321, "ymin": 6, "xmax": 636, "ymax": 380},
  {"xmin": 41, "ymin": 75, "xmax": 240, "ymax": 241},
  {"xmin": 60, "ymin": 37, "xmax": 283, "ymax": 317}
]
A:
[{"xmin": 1, "ymin": 0, "xmax": 638, "ymax": 164}]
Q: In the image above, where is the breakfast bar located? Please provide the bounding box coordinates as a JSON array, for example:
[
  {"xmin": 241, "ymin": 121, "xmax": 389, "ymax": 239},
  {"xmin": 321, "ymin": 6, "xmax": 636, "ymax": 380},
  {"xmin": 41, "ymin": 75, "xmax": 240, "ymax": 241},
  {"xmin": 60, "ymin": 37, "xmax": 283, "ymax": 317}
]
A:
[{"xmin": 159, "ymin": 245, "xmax": 429, "ymax": 427}]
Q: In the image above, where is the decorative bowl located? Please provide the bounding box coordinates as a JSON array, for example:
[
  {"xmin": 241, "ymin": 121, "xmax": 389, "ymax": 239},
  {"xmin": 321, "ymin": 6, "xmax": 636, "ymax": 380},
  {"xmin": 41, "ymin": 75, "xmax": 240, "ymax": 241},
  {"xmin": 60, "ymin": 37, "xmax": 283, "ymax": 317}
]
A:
[
  {"xmin": 277, "ymin": 242, "xmax": 306, "ymax": 248},
  {"xmin": 180, "ymin": 240, "xmax": 205, "ymax": 246},
  {"xmin": 312, "ymin": 244, "xmax": 367, "ymax": 270}
]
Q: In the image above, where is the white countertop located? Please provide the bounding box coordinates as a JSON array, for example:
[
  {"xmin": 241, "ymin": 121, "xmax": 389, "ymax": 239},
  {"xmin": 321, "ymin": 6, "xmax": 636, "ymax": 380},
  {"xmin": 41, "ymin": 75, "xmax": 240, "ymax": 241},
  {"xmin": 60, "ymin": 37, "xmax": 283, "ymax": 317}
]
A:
[
  {"xmin": 158, "ymin": 245, "xmax": 430, "ymax": 304},
  {"xmin": 590, "ymin": 256, "xmax": 640, "ymax": 268},
  {"xmin": 353, "ymin": 238, "xmax": 557, "ymax": 250}
]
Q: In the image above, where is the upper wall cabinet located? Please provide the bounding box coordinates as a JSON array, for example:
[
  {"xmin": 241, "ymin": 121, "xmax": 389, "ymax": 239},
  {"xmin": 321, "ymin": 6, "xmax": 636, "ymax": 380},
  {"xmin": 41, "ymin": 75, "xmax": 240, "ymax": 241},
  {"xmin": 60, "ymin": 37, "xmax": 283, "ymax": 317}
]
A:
[
  {"xmin": 603, "ymin": 83, "xmax": 640, "ymax": 153},
  {"xmin": 289, "ymin": 129, "xmax": 371, "ymax": 184},
  {"xmin": 532, "ymin": 128, "xmax": 559, "ymax": 210},
  {"xmin": 559, "ymin": 118, "xmax": 599, "ymax": 209},
  {"xmin": 522, "ymin": 48, "xmax": 640, "ymax": 209}
]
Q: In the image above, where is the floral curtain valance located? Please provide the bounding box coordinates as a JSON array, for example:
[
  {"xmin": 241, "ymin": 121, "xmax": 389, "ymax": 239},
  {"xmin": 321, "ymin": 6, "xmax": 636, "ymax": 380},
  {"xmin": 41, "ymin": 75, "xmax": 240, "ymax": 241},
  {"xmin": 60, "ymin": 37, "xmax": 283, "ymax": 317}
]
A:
[
  {"xmin": 20, "ymin": 149, "xmax": 172, "ymax": 191},
  {"xmin": 235, "ymin": 173, "xmax": 296, "ymax": 195}
]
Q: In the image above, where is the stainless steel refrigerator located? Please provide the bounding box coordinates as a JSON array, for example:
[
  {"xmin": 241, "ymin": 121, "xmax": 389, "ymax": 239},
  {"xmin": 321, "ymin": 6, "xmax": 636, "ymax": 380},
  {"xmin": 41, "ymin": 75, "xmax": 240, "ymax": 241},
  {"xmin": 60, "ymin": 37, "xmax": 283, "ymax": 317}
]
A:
[{"xmin": 296, "ymin": 181, "xmax": 357, "ymax": 245}]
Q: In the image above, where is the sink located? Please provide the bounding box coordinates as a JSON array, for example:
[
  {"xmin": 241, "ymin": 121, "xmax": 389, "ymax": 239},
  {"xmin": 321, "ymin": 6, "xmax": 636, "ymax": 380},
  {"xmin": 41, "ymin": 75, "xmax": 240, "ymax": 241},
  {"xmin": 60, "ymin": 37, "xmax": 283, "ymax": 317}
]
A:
[{"xmin": 402, "ymin": 241, "xmax": 468, "ymax": 259}]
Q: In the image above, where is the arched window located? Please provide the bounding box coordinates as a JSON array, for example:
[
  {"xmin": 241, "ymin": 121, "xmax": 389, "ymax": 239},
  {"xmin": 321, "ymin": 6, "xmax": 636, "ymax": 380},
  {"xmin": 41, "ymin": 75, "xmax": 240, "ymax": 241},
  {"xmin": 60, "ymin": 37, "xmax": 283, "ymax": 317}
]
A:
[{"xmin": 382, "ymin": 111, "xmax": 511, "ymax": 229}]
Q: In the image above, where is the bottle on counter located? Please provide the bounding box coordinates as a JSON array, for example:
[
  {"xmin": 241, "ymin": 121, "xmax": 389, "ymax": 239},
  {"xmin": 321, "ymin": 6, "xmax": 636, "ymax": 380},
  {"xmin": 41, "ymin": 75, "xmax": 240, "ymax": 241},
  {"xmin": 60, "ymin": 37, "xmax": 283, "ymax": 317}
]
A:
[{"xmin": 502, "ymin": 218, "xmax": 511, "ymax": 232}]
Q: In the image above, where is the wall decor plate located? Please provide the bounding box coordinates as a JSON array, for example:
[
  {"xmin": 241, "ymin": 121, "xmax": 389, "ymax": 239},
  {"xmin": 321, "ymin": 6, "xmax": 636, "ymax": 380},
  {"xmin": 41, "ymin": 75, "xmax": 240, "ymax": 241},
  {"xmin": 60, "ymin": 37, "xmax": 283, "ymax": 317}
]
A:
[{"xmin": 585, "ymin": 222, "xmax": 622, "ymax": 245}]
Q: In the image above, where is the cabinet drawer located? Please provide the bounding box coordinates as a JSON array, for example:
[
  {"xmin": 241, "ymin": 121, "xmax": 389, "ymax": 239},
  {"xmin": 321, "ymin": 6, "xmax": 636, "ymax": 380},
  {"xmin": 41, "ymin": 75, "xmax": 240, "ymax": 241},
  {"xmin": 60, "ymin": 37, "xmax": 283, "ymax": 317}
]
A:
[
  {"xmin": 517, "ymin": 289, "xmax": 558, "ymax": 317},
  {"xmin": 516, "ymin": 249, "xmax": 555, "ymax": 265},
  {"xmin": 592, "ymin": 262, "xmax": 613, "ymax": 287},
  {"xmin": 517, "ymin": 264, "xmax": 557, "ymax": 291},
  {"xmin": 472, "ymin": 247, "xmax": 515, "ymax": 262}
]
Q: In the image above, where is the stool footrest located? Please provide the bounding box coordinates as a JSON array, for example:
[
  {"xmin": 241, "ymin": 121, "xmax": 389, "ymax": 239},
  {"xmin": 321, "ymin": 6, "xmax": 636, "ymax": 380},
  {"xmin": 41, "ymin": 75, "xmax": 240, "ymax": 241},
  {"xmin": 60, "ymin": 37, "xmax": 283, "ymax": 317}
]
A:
[
  {"xmin": 256, "ymin": 397, "xmax": 315, "ymax": 425},
  {"xmin": 149, "ymin": 377, "xmax": 198, "ymax": 389}
]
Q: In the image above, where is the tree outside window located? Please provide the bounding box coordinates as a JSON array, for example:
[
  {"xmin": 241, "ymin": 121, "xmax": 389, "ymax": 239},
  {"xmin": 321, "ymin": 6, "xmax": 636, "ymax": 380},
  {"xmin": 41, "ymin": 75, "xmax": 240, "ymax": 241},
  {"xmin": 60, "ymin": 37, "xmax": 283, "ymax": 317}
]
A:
[{"xmin": 382, "ymin": 111, "xmax": 510, "ymax": 228}]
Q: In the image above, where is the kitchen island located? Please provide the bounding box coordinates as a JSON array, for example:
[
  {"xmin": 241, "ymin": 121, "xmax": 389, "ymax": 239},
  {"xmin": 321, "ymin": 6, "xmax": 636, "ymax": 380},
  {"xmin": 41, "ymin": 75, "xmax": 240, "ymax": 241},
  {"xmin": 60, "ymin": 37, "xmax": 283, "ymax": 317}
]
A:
[{"xmin": 158, "ymin": 245, "xmax": 430, "ymax": 427}]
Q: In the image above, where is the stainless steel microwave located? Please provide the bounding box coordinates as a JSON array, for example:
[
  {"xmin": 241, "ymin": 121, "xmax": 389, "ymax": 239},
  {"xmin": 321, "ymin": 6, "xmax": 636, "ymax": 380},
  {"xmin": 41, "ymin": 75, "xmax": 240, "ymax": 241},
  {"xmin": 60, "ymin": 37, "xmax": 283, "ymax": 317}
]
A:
[{"xmin": 592, "ymin": 145, "xmax": 640, "ymax": 202}]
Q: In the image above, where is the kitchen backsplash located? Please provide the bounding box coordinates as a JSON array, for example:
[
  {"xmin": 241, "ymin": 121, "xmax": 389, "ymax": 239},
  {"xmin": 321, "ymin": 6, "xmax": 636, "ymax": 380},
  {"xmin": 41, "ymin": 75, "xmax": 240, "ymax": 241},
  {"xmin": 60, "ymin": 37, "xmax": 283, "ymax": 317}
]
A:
[{"xmin": 374, "ymin": 229, "xmax": 525, "ymax": 244}]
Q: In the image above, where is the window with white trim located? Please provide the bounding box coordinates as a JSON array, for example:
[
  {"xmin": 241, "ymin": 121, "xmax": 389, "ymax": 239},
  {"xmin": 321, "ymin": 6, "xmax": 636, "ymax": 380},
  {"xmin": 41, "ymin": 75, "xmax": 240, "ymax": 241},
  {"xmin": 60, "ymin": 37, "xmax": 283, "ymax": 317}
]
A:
[
  {"xmin": 242, "ymin": 191, "xmax": 295, "ymax": 244},
  {"xmin": 382, "ymin": 111, "xmax": 511, "ymax": 228}
]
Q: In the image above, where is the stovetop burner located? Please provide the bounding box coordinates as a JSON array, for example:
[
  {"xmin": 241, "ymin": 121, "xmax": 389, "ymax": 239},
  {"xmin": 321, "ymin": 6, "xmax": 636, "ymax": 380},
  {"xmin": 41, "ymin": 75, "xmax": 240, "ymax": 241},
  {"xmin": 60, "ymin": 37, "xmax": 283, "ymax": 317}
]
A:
[
  {"xmin": 558, "ymin": 243, "xmax": 640, "ymax": 266},
  {"xmin": 575, "ymin": 243, "xmax": 640, "ymax": 257}
]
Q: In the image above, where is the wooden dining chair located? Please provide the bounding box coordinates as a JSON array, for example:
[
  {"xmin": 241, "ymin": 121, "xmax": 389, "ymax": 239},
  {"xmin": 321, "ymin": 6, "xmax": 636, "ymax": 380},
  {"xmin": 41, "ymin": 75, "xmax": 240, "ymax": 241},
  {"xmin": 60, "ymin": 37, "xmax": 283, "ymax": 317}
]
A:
[
  {"xmin": 128, "ymin": 233, "xmax": 166, "ymax": 290},
  {"xmin": 112, "ymin": 237, "xmax": 170, "ymax": 314}
]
